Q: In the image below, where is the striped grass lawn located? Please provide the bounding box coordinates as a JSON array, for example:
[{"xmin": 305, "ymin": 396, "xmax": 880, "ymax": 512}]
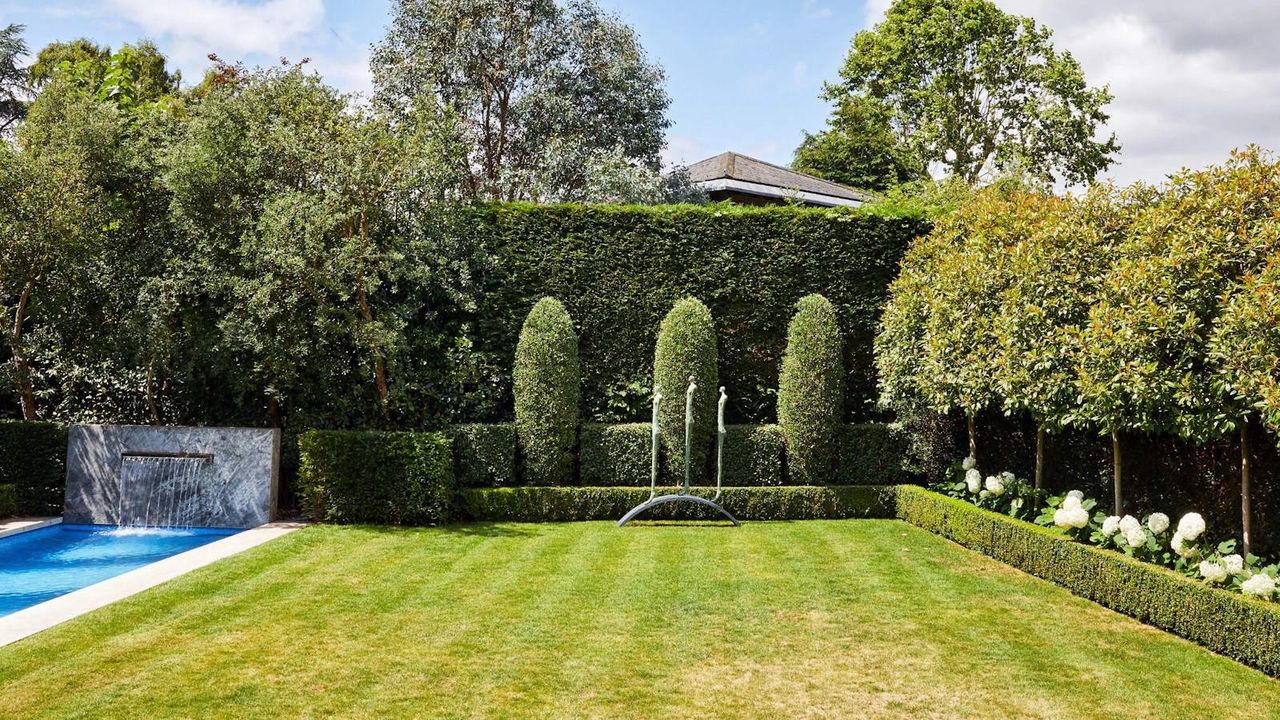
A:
[{"xmin": 3, "ymin": 520, "xmax": 1279, "ymax": 719}]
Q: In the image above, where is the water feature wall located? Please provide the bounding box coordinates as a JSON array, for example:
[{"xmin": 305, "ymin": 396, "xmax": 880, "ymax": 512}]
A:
[{"xmin": 64, "ymin": 425, "xmax": 280, "ymax": 529}]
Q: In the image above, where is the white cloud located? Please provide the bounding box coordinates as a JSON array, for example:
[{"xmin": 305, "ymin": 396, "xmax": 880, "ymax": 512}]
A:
[
  {"xmin": 861, "ymin": 0, "xmax": 1280, "ymax": 185},
  {"xmin": 106, "ymin": 0, "xmax": 323, "ymax": 58}
]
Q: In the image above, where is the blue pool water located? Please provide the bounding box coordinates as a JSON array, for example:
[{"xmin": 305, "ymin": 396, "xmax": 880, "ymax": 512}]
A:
[{"xmin": 0, "ymin": 524, "xmax": 238, "ymax": 617}]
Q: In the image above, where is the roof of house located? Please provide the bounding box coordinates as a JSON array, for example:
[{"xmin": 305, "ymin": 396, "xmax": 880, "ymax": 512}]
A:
[{"xmin": 684, "ymin": 151, "xmax": 870, "ymax": 207}]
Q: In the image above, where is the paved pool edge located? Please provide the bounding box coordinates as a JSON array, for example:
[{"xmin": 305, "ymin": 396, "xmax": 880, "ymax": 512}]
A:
[
  {"xmin": 0, "ymin": 517, "xmax": 61, "ymax": 540},
  {"xmin": 0, "ymin": 521, "xmax": 304, "ymax": 648}
]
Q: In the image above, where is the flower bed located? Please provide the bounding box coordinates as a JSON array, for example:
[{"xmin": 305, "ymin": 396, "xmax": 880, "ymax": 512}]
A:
[{"xmin": 895, "ymin": 484, "xmax": 1280, "ymax": 677}]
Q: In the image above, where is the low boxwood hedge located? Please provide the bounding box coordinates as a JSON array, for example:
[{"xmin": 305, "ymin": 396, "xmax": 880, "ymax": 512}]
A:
[
  {"xmin": 895, "ymin": 485, "xmax": 1280, "ymax": 677},
  {"xmin": 836, "ymin": 423, "xmax": 908, "ymax": 484},
  {"xmin": 0, "ymin": 420, "xmax": 68, "ymax": 515},
  {"xmin": 459, "ymin": 485, "xmax": 894, "ymax": 523},
  {"xmin": 298, "ymin": 430, "xmax": 455, "ymax": 525},
  {"xmin": 450, "ymin": 423, "xmax": 518, "ymax": 488}
]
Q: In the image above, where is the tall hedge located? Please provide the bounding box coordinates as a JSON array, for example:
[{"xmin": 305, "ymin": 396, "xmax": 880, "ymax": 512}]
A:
[
  {"xmin": 777, "ymin": 294, "xmax": 844, "ymax": 483},
  {"xmin": 472, "ymin": 203, "xmax": 928, "ymax": 421},
  {"xmin": 653, "ymin": 298, "xmax": 718, "ymax": 483},
  {"xmin": 513, "ymin": 298, "xmax": 581, "ymax": 484},
  {"xmin": 0, "ymin": 420, "xmax": 68, "ymax": 514},
  {"xmin": 298, "ymin": 430, "xmax": 455, "ymax": 525}
]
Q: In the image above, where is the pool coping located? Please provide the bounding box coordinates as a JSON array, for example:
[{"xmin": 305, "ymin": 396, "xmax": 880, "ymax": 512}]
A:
[
  {"xmin": 0, "ymin": 521, "xmax": 304, "ymax": 648},
  {"xmin": 0, "ymin": 517, "xmax": 61, "ymax": 539}
]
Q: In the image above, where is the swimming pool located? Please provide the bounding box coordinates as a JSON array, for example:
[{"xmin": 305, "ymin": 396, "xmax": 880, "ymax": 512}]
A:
[{"xmin": 0, "ymin": 524, "xmax": 239, "ymax": 617}]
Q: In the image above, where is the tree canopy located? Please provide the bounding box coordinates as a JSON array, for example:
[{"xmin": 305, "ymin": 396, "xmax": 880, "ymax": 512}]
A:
[{"xmin": 808, "ymin": 0, "xmax": 1118, "ymax": 189}]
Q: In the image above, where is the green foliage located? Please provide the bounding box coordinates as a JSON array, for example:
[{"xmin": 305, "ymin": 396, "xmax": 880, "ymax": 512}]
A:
[
  {"xmin": 0, "ymin": 419, "xmax": 67, "ymax": 514},
  {"xmin": 721, "ymin": 424, "xmax": 785, "ymax": 487},
  {"xmin": 827, "ymin": 0, "xmax": 1118, "ymax": 186},
  {"xmin": 792, "ymin": 96, "xmax": 920, "ymax": 192},
  {"xmin": 449, "ymin": 423, "xmax": 516, "ymax": 487},
  {"xmin": 372, "ymin": 0, "xmax": 669, "ymax": 201},
  {"xmin": 29, "ymin": 38, "xmax": 109, "ymax": 87},
  {"xmin": 0, "ymin": 483, "xmax": 15, "ymax": 517},
  {"xmin": 0, "ymin": 24, "xmax": 28, "ymax": 133},
  {"xmin": 579, "ymin": 422, "xmax": 650, "ymax": 486},
  {"xmin": 513, "ymin": 298, "xmax": 581, "ymax": 484},
  {"xmin": 475, "ymin": 203, "xmax": 927, "ymax": 423},
  {"xmin": 298, "ymin": 430, "xmax": 455, "ymax": 525},
  {"xmin": 834, "ymin": 423, "xmax": 909, "ymax": 484},
  {"xmin": 458, "ymin": 485, "xmax": 895, "ymax": 522},
  {"xmin": 896, "ymin": 485, "xmax": 1280, "ymax": 677},
  {"xmin": 653, "ymin": 298, "xmax": 718, "ymax": 483},
  {"xmin": 778, "ymin": 294, "xmax": 844, "ymax": 483},
  {"xmin": 1212, "ymin": 257, "xmax": 1280, "ymax": 434},
  {"xmin": 1079, "ymin": 148, "xmax": 1280, "ymax": 439}
]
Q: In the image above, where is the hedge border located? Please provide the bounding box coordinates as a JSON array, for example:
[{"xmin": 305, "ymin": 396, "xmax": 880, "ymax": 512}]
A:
[
  {"xmin": 0, "ymin": 420, "xmax": 68, "ymax": 515},
  {"xmin": 894, "ymin": 485, "xmax": 1280, "ymax": 677},
  {"xmin": 459, "ymin": 485, "xmax": 894, "ymax": 523}
]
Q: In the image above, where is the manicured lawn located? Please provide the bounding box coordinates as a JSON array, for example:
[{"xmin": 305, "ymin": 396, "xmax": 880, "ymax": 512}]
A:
[{"xmin": 3, "ymin": 520, "xmax": 1279, "ymax": 719}]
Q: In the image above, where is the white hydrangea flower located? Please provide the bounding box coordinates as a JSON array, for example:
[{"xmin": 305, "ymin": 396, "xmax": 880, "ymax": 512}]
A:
[
  {"xmin": 1199, "ymin": 560, "xmax": 1228, "ymax": 584},
  {"xmin": 1177, "ymin": 513, "xmax": 1206, "ymax": 541},
  {"xmin": 1242, "ymin": 573, "xmax": 1276, "ymax": 599},
  {"xmin": 999, "ymin": 471, "xmax": 1015, "ymax": 484},
  {"xmin": 1062, "ymin": 495, "xmax": 1083, "ymax": 511},
  {"xmin": 979, "ymin": 489, "xmax": 990, "ymax": 498},
  {"xmin": 1118, "ymin": 515, "xmax": 1141, "ymax": 535},
  {"xmin": 1147, "ymin": 513, "xmax": 1170, "ymax": 534},
  {"xmin": 984, "ymin": 475, "xmax": 1005, "ymax": 496},
  {"xmin": 1067, "ymin": 490, "xmax": 1084, "ymax": 502},
  {"xmin": 1124, "ymin": 526, "xmax": 1147, "ymax": 548},
  {"xmin": 1222, "ymin": 554, "xmax": 1245, "ymax": 575},
  {"xmin": 1171, "ymin": 532, "xmax": 1199, "ymax": 559},
  {"xmin": 1055, "ymin": 506, "xmax": 1089, "ymax": 529},
  {"xmin": 1101, "ymin": 516, "xmax": 1121, "ymax": 536},
  {"xmin": 962, "ymin": 456, "xmax": 977, "ymax": 471},
  {"xmin": 965, "ymin": 468, "xmax": 982, "ymax": 494}
]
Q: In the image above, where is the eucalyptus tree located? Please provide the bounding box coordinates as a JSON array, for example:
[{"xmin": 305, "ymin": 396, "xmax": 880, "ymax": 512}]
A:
[
  {"xmin": 1079, "ymin": 148, "xmax": 1280, "ymax": 516},
  {"xmin": 816, "ymin": 0, "xmax": 1118, "ymax": 187},
  {"xmin": 993, "ymin": 186, "xmax": 1132, "ymax": 491},
  {"xmin": 371, "ymin": 0, "xmax": 670, "ymax": 201}
]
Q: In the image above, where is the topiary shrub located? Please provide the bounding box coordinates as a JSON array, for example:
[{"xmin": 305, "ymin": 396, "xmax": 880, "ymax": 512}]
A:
[
  {"xmin": 513, "ymin": 297, "xmax": 581, "ymax": 485},
  {"xmin": 450, "ymin": 423, "xmax": 517, "ymax": 487},
  {"xmin": 297, "ymin": 430, "xmax": 455, "ymax": 525},
  {"xmin": 579, "ymin": 423, "xmax": 651, "ymax": 486},
  {"xmin": 722, "ymin": 424, "xmax": 786, "ymax": 486},
  {"xmin": 777, "ymin": 294, "xmax": 844, "ymax": 483},
  {"xmin": 653, "ymin": 298, "xmax": 718, "ymax": 483},
  {"xmin": 0, "ymin": 483, "xmax": 16, "ymax": 518}
]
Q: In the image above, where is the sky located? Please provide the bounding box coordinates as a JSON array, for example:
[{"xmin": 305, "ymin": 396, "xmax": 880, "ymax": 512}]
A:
[{"xmin": 4, "ymin": 0, "xmax": 1280, "ymax": 186}]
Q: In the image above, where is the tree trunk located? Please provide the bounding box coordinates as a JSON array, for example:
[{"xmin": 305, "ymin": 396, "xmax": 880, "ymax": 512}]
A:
[
  {"xmin": 10, "ymin": 280, "xmax": 37, "ymax": 420},
  {"xmin": 356, "ymin": 211, "xmax": 390, "ymax": 420},
  {"xmin": 145, "ymin": 361, "xmax": 161, "ymax": 425},
  {"xmin": 1242, "ymin": 420, "xmax": 1253, "ymax": 556},
  {"xmin": 267, "ymin": 396, "xmax": 281, "ymax": 430},
  {"xmin": 1035, "ymin": 424, "xmax": 1045, "ymax": 494},
  {"xmin": 1111, "ymin": 429, "xmax": 1123, "ymax": 515},
  {"xmin": 966, "ymin": 413, "xmax": 977, "ymax": 461}
]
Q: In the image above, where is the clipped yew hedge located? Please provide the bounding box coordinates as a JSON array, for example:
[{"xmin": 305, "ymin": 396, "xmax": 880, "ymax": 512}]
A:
[
  {"xmin": 298, "ymin": 430, "xmax": 455, "ymax": 525},
  {"xmin": 450, "ymin": 423, "xmax": 517, "ymax": 488},
  {"xmin": 0, "ymin": 420, "xmax": 68, "ymax": 515},
  {"xmin": 0, "ymin": 483, "xmax": 16, "ymax": 517},
  {"xmin": 895, "ymin": 485, "xmax": 1280, "ymax": 677},
  {"xmin": 459, "ymin": 485, "xmax": 895, "ymax": 523},
  {"xmin": 513, "ymin": 297, "xmax": 580, "ymax": 484},
  {"xmin": 471, "ymin": 203, "xmax": 928, "ymax": 421},
  {"xmin": 653, "ymin": 298, "xmax": 718, "ymax": 484},
  {"xmin": 835, "ymin": 422, "xmax": 909, "ymax": 484},
  {"xmin": 778, "ymin": 294, "xmax": 843, "ymax": 483}
]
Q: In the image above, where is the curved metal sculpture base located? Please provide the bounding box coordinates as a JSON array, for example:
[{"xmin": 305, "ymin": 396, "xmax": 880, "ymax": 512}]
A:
[{"xmin": 616, "ymin": 494, "xmax": 740, "ymax": 527}]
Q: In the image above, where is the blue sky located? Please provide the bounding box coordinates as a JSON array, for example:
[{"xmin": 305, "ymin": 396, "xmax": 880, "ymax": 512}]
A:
[
  {"xmin": 6, "ymin": 1, "xmax": 1280, "ymax": 183},
  {"xmin": 1, "ymin": 0, "xmax": 866, "ymax": 169}
]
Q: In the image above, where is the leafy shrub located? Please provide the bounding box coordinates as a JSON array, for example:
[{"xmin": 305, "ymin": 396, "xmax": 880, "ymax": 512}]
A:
[
  {"xmin": 579, "ymin": 423, "xmax": 651, "ymax": 486},
  {"xmin": 0, "ymin": 483, "xmax": 16, "ymax": 517},
  {"xmin": 834, "ymin": 423, "xmax": 909, "ymax": 484},
  {"xmin": 450, "ymin": 423, "xmax": 517, "ymax": 487},
  {"xmin": 298, "ymin": 430, "xmax": 455, "ymax": 525},
  {"xmin": 653, "ymin": 298, "xmax": 718, "ymax": 483},
  {"xmin": 513, "ymin": 297, "xmax": 581, "ymax": 484},
  {"xmin": 459, "ymin": 485, "xmax": 895, "ymax": 522},
  {"xmin": 0, "ymin": 420, "xmax": 67, "ymax": 515},
  {"xmin": 473, "ymin": 203, "xmax": 928, "ymax": 421},
  {"xmin": 721, "ymin": 425, "xmax": 785, "ymax": 486},
  {"xmin": 896, "ymin": 485, "xmax": 1280, "ymax": 677},
  {"xmin": 777, "ymin": 294, "xmax": 844, "ymax": 483}
]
